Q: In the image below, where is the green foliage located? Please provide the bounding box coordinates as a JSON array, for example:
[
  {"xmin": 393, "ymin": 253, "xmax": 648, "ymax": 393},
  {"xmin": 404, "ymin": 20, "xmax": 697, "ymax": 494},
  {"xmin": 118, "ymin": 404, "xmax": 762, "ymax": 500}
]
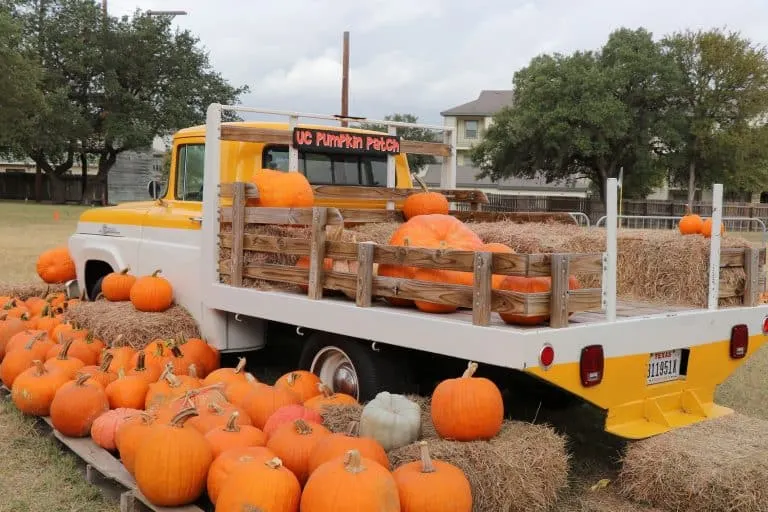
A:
[
  {"xmin": 659, "ymin": 29, "xmax": 768, "ymax": 204},
  {"xmin": 471, "ymin": 28, "xmax": 674, "ymax": 203},
  {"xmin": 359, "ymin": 113, "xmax": 438, "ymax": 173}
]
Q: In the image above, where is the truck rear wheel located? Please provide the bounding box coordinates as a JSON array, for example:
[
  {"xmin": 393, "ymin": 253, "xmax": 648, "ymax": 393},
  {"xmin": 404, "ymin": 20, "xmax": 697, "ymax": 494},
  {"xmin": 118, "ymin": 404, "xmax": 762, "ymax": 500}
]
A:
[{"xmin": 297, "ymin": 333, "xmax": 412, "ymax": 402}]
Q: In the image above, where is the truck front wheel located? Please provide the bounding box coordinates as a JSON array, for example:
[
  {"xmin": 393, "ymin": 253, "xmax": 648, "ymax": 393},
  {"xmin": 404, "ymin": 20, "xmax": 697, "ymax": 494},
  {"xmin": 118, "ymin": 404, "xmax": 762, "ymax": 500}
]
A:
[{"xmin": 297, "ymin": 333, "xmax": 412, "ymax": 402}]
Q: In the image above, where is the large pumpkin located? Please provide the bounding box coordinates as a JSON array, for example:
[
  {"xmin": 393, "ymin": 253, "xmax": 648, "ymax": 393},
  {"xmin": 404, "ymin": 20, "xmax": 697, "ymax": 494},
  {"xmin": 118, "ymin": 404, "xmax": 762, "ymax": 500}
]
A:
[
  {"xmin": 50, "ymin": 374, "xmax": 110, "ymax": 437},
  {"xmin": 129, "ymin": 270, "xmax": 174, "ymax": 312},
  {"xmin": 301, "ymin": 449, "xmax": 400, "ymax": 512},
  {"xmin": 101, "ymin": 268, "xmax": 137, "ymax": 301},
  {"xmin": 679, "ymin": 206, "xmax": 704, "ymax": 235},
  {"xmin": 10, "ymin": 360, "xmax": 70, "ymax": 416},
  {"xmin": 359, "ymin": 391, "xmax": 421, "ymax": 451},
  {"xmin": 497, "ymin": 274, "xmax": 580, "ymax": 326},
  {"xmin": 402, "ymin": 176, "xmax": 449, "ymax": 220},
  {"xmin": 266, "ymin": 418, "xmax": 331, "ymax": 485},
  {"xmin": 36, "ymin": 246, "xmax": 77, "ymax": 284},
  {"xmin": 215, "ymin": 456, "xmax": 301, "ymax": 512},
  {"xmin": 250, "ymin": 168, "xmax": 314, "ymax": 208},
  {"xmin": 430, "ymin": 361, "xmax": 503, "ymax": 441},
  {"xmin": 206, "ymin": 446, "xmax": 277, "ymax": 505},
  {"xmin": 105, "ymin": 371, "xmax": 150, "ymax": 409},
  {"xmin": 392, "ymin": 441, "xmax": 472, "ymax": 512},
  {"xmin": 204, "ymin": 411, "xmax": 267, "ymax": 459},
  {"xmin": 134, "ymin": 408, "xmax": 214, "ymax": 507}
]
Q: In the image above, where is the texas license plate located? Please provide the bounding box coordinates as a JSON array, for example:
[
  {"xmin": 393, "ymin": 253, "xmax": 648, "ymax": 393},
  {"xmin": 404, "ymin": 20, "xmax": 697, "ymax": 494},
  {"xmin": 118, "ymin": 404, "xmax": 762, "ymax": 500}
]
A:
[{"xmin": 646, "ymin": 349, "xmax": 683, "ymax": 385}]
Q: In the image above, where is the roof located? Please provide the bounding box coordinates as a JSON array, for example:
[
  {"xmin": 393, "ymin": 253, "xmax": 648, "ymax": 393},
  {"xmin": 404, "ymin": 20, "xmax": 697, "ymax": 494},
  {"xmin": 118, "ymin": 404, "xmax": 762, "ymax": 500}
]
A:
[
  {"xmin": 422, "ymin": 164, "xmax": 589, "ymax": 192},
  {"xmin": 440, "ymin": 90, "xmax": 515, "ymax": 117}
]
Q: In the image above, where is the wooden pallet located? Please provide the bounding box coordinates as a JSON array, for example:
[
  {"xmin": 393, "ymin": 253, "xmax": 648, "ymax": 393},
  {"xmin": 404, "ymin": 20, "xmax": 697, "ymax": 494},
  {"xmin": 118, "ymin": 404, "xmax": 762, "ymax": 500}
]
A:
[{"xmin": 0, "ymin": 387, "xmax": 206, "ymax": 512}]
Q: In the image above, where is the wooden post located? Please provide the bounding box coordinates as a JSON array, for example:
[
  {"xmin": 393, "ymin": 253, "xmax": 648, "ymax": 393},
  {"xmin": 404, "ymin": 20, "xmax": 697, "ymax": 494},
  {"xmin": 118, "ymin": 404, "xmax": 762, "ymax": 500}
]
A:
[
  {"xmin": 743, "ymin": 247, "xmax": 760, "ymax": 307},
  {"xmin": 472, "ymin": 251, "xmax": 493, "ymax": 326},
  {"xmin": 307, "ymin": 208, "xmax": 329, "ymax": 299},
  {"xmin": 356, "ymin": 242, "xmax": 375, "ymax": 307},
  {"xmin": 340, "ymin": 31, "xmax": 350, "ymax": 127},
  {"xmin": 550, "ymin": 254, "xmax": 570, "ymax": 328},
  {"xmin": 229, "ymin": 182, "xmax": 246, "ymax": 287}
]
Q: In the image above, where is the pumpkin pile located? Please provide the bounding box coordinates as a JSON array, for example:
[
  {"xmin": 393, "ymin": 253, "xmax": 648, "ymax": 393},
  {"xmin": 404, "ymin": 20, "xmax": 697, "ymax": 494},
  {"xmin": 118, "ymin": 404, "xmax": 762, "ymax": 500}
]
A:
[{"xmin": 679, "ymin": 206, "xmax": 726, "ymax": 238}]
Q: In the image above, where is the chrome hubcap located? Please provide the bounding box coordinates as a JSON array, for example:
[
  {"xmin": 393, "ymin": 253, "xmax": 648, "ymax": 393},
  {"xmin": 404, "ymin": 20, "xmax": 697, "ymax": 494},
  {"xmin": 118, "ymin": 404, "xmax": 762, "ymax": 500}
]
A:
[{"xmin": 310, "ymin": 346, "xmax": 359, "ymax": 400}]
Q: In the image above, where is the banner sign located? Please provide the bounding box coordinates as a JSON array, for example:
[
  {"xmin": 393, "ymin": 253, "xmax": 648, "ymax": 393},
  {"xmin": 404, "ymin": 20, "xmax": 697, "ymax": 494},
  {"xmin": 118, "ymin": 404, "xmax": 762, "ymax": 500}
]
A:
[{"xmin": 292, "ymin": 127, "xmax": 401, "ymax": 156}]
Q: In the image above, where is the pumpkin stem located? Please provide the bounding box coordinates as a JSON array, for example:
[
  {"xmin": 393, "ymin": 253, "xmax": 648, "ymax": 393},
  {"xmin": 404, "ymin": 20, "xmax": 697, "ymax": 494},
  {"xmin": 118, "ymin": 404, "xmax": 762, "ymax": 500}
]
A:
[
  {"xmin": 169, "ymin": 407, "xmax": 199, "ymax": 427},
  {"xmin": 119, "ymin": 267, "xmax": 130, "ymax": 275},
  {"xmin": 134, "ymin": 351, "xmax": 147, "ymax": 372},
  {"xmin": 264, "ymin": 457, "xmax": 284, "ymax": 470},
  {"xmin": 57, "ymin": 338, "xmax": 74, "ymax": 360},
  {"xmin": 75, "ymin": 373, "xmax": 90, "ymax": 386},
  {"xmin": 418, "ymin": 441, "xmax": 437, "ymax": 473},
  {"xmin": 151, "ymin": 269, "xmax": 162, "ymax": 278},
  {"xmin": 188, "ymin": 364, "xmax": 199, "ymax": 379},
  {"xmin": 244, "ymin": 373, "xmax": 258, "ymax": 384},
  {"xmin": 462, "ymin": 361, "xmax": 479, "ymax": 378},
  {"xmin": 286, "ymin": 372, "xmax": 299, "ymax": 386},
  {"xmin": 316, "ymin": 382, "xmax": 334, "ymax": 398},
  {"xmin": 234, "ymin": 357, "xmax": 246, "ymax": 374},
  {"xmin": 343, "ymin": 449, "xmax": 366, "ymax": 474},
  {"xmin": 412, "ymin": 173, "xmax": 430, "ymax": 193},
  {"xmin": 294, "ymin": 418, "xmax": 313, "ymax": 435},
  {"xmin": 31, "ymin": 359, "xmax": 46, "ymax": 376},
  {"xmin": 99, "ymin": 351, "xmax": 114, "ymax": 372},
  {"xmin": 224, "ymin": 411, "xmax": 241, "ymax": 432},
  {"xmin": 171, "ymin": 345, "xmax": 184, "ymax": 358},
  {"xmin": 346, "ymin": 420, "xmax": 360, "ymax": 437},
  {"xmin": 24, "ymin": 331, "xmax": 47, "ymax": 350},
  {"xmin": 117, "ymin": 368, "xmax": 125, "ymax": 379},
  {"xmin": 208, "ymin": 402, "xmax": 224, "ymax": 415}
]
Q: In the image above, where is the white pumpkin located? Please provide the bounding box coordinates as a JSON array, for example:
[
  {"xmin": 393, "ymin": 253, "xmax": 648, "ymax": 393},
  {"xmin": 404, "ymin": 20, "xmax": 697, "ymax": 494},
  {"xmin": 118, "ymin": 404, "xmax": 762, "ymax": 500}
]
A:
[{"xmin": 359, "ymin": 391, "xmax": 421, "ymax": 451}]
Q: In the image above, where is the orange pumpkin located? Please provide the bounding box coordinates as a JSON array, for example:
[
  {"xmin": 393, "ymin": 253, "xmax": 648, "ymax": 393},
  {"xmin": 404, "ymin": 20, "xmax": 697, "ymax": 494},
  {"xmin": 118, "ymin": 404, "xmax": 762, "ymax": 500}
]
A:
[
  {"xmin": 702, "ymin": 217, "xmax": 726, "ymax": 238},
  {"xmin": 430, "ymin": 361, "xmax": 503, "ymax": 441},
  {"xmin": 134, "ymin": 408, "xmax": 214, "ymax": 507},
  {"xmin": 242, "ymin": 384, "xmax": 302, "ymax": 429},
  {"xmin": 301, "ymin": 449, "xmax": 400, "ymax": 511},
  {"xmin": 392, "ymin": 441, "xmax": 472, "ymax": 512},
  {"xmin": 402, "ymin": 176, "xmax": 449, "ymax": 220},
  {"xmin": 215, "ymin": 456, "xmax": 301, "ymax": 512},
  {"xmin": 412, "ymin": 267, "xmax": 470, "ymax": 314},
  {"xmin": 144, "ymin": 365, "xmax": 201, "ymax": 412},
  {"xmin": 105, "ymin": 370, "xmax": 150, "ymax": 410},
  {"xmin": 263, "ymin": 404, "xmax": 323, "ymax": 439},
  {"xmin": 44, "ymin": 339, "xmax": 86, "ymax": 378},
  {"xmin": 187, "ymin": 402, "xmax": 252, "ymax": 434},
  {"xmin": 24, "ymin": 296, "xmax": 48, "ymax": 317},
  {"xmin": 679, "ymin": 206, "xmax": 704, "ymax": 235},
  {"xmin": 103, "ymin": 343, "xmax": 136, "ymax": 374},
  {"xmin": 115, "ymin": 413, "xmax": 155, "ymax": 475},
  {"xmin": 303, "ymin": 383, "xmax": 358, "ymax": 414},
  {"xmin": 250, "ymin": 168, "xmax": 314, "ymax": 208},
  {"xmin": 497, "ymin": 274, "xmax": 580, "ymax": 326},
  {"xmin": 0, "ymin": 332, "xmax": 53, "ymax": 388},
  {"xmin": 165, "ymin": 344, "xmax": 197, "ymax": 376},
  {"xmin": 80, "ymin": 352, "xmax": 118, "ymax": 388},
  {"xmin": 50, "ymin": 374, "xmax": 110, "ymax": 437},
  {"xmin": 10, "ymin": 360, "xmax": 70, "ymax": 416},
  {"xmin": 129, "ymin": 270, "xmax": 174, "ymax": 312},
  {"xmin": 90, "ymin": 408, "xmax": 142, "ymax": 451},
  {"xmin": 274, "ymin": 370, "xmax": 322, "ymax": 402},
  {"xmin": 175, "ymin": 336, "xmax": 219, "ymax": 377},
  {"xmin": 224, "ymin": 373, "xmax": 265, "ymax": 408},
  {"xmin": 206, "ymin": 446, "xmax": 277, "ymax": 505},
  {"xmin": 5, "ymin": 329, "xmax": 51, "ymax": 355},
  {"xmin": 34, "ymin": 307, "xmax": 61, "ymax": 337},
  {"xmin": 266, "ymin": 418, "xmax": 331, "ymax": 485},
  {"xmin": 0, "ymin": 317, "xmax": 31, "ymax": 360},
  {"xmin": 307, "ymin": 421, "xmax": 389, "ymax": 474},
  {"xmin": 204, "ymin": 411, "xmax": 267, "ymax": 458},
  {"xmin": 202, "ymin": 356, "xmax": 251, "ymax": 389},
  {"xmin": 101, "ymin": 267, "xmax": 137, "ymax": 301},
  {"xmin": 126, "ymin": 351, "xmax": 162, "ymax": 383},
  {"xmin": 36, "ymin": 246, "xmax": 77, "ymax": 284}
]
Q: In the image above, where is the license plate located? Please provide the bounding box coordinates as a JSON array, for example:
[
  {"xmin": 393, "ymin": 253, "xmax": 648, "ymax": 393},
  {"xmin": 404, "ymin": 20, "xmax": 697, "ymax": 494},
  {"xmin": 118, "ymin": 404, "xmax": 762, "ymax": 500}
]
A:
[{"xmin": 646, "ymin": 349, "xmax": 683, "ymax": 385}]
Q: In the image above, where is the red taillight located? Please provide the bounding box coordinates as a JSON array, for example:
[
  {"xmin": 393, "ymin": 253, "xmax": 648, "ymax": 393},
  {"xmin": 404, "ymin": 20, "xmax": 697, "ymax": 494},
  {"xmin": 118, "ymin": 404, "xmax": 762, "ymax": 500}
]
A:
[
  {"xmin": 762, "ymin": 316, "xmax": 768, "ymax": 334},
  {"xmin": 580, "ymin": 345, "xmax": 604, "ymax": 387},
  {"xmin": 539, "ymin": 344, "xmax": 555, "ymax": 368},
  {"xmin": 730, "ymin": 324, "xmax": 748, "ymax": 359}
]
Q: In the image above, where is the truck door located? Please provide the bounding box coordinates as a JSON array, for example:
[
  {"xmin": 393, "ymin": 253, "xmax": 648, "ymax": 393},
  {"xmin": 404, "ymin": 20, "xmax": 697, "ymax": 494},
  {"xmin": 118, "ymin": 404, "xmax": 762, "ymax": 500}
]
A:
[{"xmin": 138, "ymin": 138, "xmax": 205, "ymax": 320}]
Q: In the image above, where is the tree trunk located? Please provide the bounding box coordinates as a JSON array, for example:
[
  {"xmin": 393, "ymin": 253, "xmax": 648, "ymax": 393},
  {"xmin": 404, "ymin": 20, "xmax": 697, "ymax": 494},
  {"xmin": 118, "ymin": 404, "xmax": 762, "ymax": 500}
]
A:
[
  {"xmin": 49, "ymin": 173, "xmax": 67, "ymax": 204},
  {"xmin": 687, "ymin": 160, "xmax": 696, "ymax": 208},
  {"xmin": 34, "ymin": 164, "xmax": 42, "ymax": 202},
  {"xmin": 80, "ymin": 153, "xmax": 88, "ymax": 204}
]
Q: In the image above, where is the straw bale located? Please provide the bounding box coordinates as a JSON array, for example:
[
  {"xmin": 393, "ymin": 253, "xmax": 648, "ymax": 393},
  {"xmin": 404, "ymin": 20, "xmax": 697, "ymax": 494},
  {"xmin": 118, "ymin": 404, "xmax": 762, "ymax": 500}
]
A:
[
  {"xmin": 388, "ymin": 420, "xmax": 570, "ymax": 512},
  {"xmin": 0, "ymin": 282, "xmax": 65, "ymax": 300},
  {"xmin": 64, "ymin": 300, "xmax": 200, "ymax": 349},
  {"xmin": 617, "ymin": 413, "xmax": 768, "ymax": 512}
]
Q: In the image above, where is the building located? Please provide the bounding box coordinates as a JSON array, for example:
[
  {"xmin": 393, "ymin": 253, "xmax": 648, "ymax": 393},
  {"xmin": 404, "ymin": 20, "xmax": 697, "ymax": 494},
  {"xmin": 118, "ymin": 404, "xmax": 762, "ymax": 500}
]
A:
[{"xmin": 430, "ymin": 90, "xmax": 591, "ymax": 197}]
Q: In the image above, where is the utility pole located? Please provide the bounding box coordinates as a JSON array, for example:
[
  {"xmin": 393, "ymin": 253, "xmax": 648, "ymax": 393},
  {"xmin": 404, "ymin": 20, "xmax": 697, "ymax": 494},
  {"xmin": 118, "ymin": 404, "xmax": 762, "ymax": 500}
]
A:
[
  {"xmin": 341, "ymin": 31, "xmax": 349, "ymax": 127},
  {"xmin": 102, "ymin": 0, "xmax": 107, "ymax": 16}
]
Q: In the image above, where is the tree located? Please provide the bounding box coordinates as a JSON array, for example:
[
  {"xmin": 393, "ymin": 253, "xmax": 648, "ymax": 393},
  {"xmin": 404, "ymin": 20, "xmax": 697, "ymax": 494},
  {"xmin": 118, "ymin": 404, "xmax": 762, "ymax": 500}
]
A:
[
  {"xmin": 359, "ymin": 113, "xmax": 438, "ymax": 173},
  {"xmin": 660, "ymin": 29, "xmax": 768, "ymax": 205},
  {"xmin": 4, "ymin": 0, "xmax": 249, "ymax": 203},
  {"xmin": 471, "ymin": 28, "xmax": 677, "ymax": 203}
]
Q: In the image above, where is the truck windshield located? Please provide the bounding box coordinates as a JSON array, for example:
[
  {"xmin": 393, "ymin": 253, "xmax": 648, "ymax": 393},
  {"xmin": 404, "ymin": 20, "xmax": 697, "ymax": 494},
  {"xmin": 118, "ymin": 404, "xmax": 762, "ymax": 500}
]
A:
[{"xmin": 263, "ymin": 146, "xmax": 388, "ymax": 187}]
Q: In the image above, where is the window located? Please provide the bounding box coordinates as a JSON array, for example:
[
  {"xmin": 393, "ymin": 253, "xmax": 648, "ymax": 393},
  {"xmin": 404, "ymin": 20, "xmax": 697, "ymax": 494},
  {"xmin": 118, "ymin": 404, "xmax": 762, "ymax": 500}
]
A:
[
  {"xmin": 464, "ymin": 120, "xmax": 479, "ymax": 139},
  {"xmin": 175, "ymin": 144, "xmax": 206, "ymax": 201},
  {"xmin": 262, "ymin": 146, "xmax": 388, "ymax": 186}
]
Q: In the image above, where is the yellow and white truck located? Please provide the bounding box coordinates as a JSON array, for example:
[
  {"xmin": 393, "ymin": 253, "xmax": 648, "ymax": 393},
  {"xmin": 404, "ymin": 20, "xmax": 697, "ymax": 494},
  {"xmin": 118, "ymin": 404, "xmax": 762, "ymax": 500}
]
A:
[{"xmin": 67, "ymin": 104, "xmax": 768, "ymax": 440}]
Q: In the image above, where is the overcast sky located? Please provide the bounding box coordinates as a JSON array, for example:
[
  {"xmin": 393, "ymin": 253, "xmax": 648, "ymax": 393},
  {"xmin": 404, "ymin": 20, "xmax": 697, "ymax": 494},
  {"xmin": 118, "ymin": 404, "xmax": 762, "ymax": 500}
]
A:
[{"xmin": 109, "ymin": 0, "xmax": 768, "ymax": 125}]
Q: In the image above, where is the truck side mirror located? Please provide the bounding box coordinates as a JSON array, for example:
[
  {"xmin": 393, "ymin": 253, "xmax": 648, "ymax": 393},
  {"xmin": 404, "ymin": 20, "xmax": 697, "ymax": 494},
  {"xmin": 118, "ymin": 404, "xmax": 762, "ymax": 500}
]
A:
[{"xmin": 147, "ymin": 180, "xmax": 163, "ymax": 199}]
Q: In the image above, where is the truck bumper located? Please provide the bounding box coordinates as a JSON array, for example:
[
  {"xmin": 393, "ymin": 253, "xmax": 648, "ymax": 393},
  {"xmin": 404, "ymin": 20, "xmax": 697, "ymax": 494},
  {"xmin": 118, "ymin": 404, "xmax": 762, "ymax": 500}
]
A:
[{"xmin": 526, "ymin": 333, "xmax": 767, "ymax": 439}]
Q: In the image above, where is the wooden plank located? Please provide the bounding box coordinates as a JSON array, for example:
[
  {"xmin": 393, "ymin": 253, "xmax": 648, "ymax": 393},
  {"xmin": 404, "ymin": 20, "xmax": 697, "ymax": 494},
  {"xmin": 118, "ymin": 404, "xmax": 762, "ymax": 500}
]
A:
[
  {"xmin": 400, "ymin": 139, "xmax": 452, "ymax": 157},
  {"xmin": 337, "ymin": 208, "xmax": 403, "ymax": 223},
  {"xmin": 527, "ymin": 253, "xmax": 603, "ymax": 276},
  {"xmin": 230, "ymin": 182, "xmax": 247, "ymax": 287},
  {"xmin": 472, "ymin": 251, "xmax": 493, "ymax": 326},
  {"xmin": 743, "ymin": 247, "xmax": 760, "ymax": 306},
  {"xmin": 549, "ymin": 254, "xmax": 570, "ymax": 328},
  {"xmin": 221, "ymin": 125, "xmax": 291, "ymax": 144},
  {"xmin": 720, "ymin": 247, "xmax": 767, "ymax": 268},
  {"xmin": 453, "ymin": 211, "xmax": 579, "ymax": 224},
  {"xmin": 356, "ymin": 242, "xmax": 375, "ymax": 307},
  {"xmin": 220, "ymin": 206, "xmax": 344, "ymax": 226},
  {"xmin": 307, "ymin": 208, "xmax": 328, "ymax": 300}
]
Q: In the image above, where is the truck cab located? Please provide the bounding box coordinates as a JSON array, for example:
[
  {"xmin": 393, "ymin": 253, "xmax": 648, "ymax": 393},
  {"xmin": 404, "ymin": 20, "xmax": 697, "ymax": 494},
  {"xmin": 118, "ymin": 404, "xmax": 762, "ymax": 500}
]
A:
[{"xmin": 69, "ymin": 121, "xmax": 416, "ymax": 327}]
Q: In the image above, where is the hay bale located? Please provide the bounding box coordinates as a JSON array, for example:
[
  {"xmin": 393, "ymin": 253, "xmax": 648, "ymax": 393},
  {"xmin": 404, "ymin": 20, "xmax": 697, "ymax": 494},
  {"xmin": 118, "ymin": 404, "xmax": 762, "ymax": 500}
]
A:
[
  {"xmin": 617, "ymin": 413, "xmax": 768, "ymax": 512},
  {"xmin": 0, "ymin": 282, "xmax": 65, "ymax": 300},
  {"xmin": 320, "ymin": 394, "xmax": 438, "ymax": 440},
  {"xmin": 64, "ymin": 301, "xmax": 200, "ymax": 349},
  {"xmin": 389, "ymin": 420, "xmax": 570, "ymax": 512}
]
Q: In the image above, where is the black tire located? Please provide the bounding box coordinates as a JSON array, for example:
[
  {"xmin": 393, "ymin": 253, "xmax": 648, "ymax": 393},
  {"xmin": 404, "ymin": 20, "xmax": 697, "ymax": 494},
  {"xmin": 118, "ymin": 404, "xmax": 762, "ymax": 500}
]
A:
[
  {"xmin": 297, "ymin": 333, "xmax": 413, "ymax": 402},
  {"xmin": 89, "ymin": 276, "xmax": 104, "ymax": 301}
]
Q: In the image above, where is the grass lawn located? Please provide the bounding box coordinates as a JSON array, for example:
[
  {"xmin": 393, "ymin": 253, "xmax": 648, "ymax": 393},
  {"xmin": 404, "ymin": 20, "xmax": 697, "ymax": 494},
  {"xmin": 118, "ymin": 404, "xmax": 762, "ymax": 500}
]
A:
[{"xmin": 0, "ymin": 200, "xmax": 766, "ymax": 511}]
